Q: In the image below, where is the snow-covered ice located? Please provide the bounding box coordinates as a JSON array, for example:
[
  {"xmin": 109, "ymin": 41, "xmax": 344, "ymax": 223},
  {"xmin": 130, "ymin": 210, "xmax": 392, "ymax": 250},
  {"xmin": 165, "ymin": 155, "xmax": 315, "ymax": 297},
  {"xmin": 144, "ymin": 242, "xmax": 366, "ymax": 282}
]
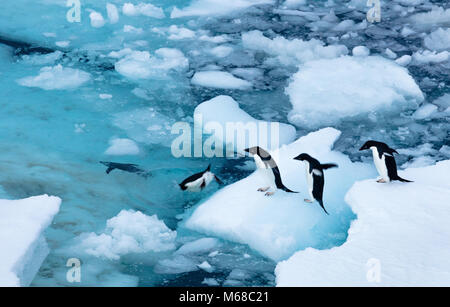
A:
[
  {"xmin": 185, "ymin": 128, "xmax": 375, "ymax": 261},
  {"xmin": 17, "ymin": 65, "xmax": 91, "ymax": 90},
  {"xmin": 194, "ymin": 95, "xmax": 297, "ymax": 154},
  {"xmin": 171, "ymin": 0, "xmax": 274, "ymax": 18},
  {"xmin": 286, "ymin": 56, "xmax": 424, "ymax": 127},
  {"xmin": 191, "ymin": 71, "xmax": 252, "ymax": 89},
  {"xmin": 0, "ymin": 195, "xmax": 61, "ymax": 286},
  {"xmin": 79, "ymin": 210, "xmax": 177, "ymax": 261},
  {"xmin": 276, "ymin": 161, "xmax": 450, "ymax": 286},
  {"xmin": 424, "ymin": 28, "xmax": 450, "ymax": 51}
]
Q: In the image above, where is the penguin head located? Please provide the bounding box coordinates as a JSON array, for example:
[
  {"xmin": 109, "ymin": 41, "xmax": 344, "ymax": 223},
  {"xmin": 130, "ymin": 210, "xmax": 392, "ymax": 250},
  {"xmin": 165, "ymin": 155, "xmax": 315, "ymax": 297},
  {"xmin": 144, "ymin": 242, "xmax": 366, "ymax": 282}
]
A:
[
  {"xmin": 293, "ymin": 153, "xmax": 312, "ymax": 162},
  {"xmin": 244, "ymin": 146, "xmax": 270, "ymax": 159},
  {"xmin": 359, "ymin": 140, "xmax": 378, "ymax": 151}
]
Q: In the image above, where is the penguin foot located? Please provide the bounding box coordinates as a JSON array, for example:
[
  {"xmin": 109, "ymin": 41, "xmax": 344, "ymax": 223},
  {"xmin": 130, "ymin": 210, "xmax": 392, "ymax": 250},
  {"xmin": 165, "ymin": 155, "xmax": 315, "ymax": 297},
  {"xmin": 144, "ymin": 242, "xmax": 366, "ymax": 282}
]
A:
[
  {"xmin": 258, "ymin": 187, "xmax": 270, "ymax": 192},
  {"xmin": 265, "ymin": 192, "xmax": 275, "ymax": 196},
  {"xmin": 377, "ymin": 179, "xmax": 387, "ymax": 183},
  {"xmin": 304, "ymin": 199, "xmax": 313, "ymax": 203}
]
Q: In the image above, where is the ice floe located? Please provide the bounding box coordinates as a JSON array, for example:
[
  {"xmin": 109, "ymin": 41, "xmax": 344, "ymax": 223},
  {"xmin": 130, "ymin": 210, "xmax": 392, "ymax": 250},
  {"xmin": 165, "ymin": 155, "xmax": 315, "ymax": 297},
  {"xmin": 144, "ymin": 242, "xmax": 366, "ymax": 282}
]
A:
[
  {"xmin": 276, "ymin": 161, "xmax": 450, "ymax": 286},
  {"xmin": 185, "ymin": 128, "xmax": 375, "ymax": 261},
  {"xmin": 79, "ymin": 210, "xmax": 177, "ymax": 260},
  {"xmin": 286, "ymin": 56, "xmax": 424, "ymax": 127},
  {"xmin": 104, "ymin": 138, "xmax": 140, "ymax": 156},
  {"xmin": 193, "ymin": 95, "xmax": 296, "ymax": 154},
  {"xmin": 191, "ymin": 71, "xmax": 252, "ymax": 89},
  {"xmin": 0, "ymin": 195, "xmax": 61, "ymax": 286},
  {"xmin": 17, "ymin": 65, "xmax": 91, "ymax": 90},
  {"xmin": 171, "ymin": 0, "xmax": 274, "ymax": 18}
]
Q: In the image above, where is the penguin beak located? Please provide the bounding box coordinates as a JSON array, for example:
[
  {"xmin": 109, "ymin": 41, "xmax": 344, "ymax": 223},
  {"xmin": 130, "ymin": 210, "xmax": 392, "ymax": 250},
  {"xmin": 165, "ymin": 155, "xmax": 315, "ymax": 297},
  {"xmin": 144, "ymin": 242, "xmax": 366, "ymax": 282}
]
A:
[{"xmin": 359, "ymin": 145, "xmax": 366, "ymax": 151}]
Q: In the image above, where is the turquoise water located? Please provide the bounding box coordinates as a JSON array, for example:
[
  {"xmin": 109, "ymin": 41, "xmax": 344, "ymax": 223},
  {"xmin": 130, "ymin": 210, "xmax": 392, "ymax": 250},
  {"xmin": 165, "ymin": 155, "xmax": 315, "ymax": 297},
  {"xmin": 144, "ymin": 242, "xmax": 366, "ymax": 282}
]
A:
[{"xmin": 0, "ymin": 0, "xmax": 448, "ymax": 286}]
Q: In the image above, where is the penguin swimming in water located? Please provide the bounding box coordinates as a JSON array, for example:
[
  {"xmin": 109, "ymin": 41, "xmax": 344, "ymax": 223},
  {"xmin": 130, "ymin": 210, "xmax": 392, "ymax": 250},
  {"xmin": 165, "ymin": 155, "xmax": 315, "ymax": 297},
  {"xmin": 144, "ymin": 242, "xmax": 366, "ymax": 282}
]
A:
[
  {"xmin": 100, "ymin": 161, "xmax": 151, "ymax": 178},
  {"xmin": 244, "ymin": 146, "xmax": 297, "ymax": 196},
  {"xmin": 179, "ymin": 164, "xmax": 223, "ymax": 192},
  {"xmin": 359, "ymin": 140, "xmax": 412, "ymax": 183},
  {"xmin": 293, "ymin": 153, "xmax": 338, "ymax": 215}
]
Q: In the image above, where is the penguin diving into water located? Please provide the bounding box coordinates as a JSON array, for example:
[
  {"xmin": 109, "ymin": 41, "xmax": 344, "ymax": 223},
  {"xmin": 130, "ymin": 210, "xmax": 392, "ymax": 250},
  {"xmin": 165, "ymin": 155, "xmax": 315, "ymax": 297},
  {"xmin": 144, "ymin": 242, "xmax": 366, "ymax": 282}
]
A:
[
  {"xmin": 293, "ymin": 153, "xmax": 338, "ymax": 215},
  {"xmin": 359, "ymin": 140, "xmax": 412, "ymax": 183},
  {"xmin": 179, "ymin": 164, "xmax": 223, "ymax": 192},
  {"xmin": 100, "ymin": 161, "xmax": 151, "ymax": 178},
  {"xmin": 244, "ymin": 146, "xmax": 297, "ymax": 196}
]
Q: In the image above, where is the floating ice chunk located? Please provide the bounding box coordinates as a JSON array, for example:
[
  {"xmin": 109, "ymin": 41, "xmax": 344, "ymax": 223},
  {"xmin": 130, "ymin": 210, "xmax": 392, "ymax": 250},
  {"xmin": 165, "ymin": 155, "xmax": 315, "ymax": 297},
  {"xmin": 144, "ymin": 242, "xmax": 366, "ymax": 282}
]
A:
[
  {"xmin": 394, "ymin": 0, "xmax": 423, "ymax": 5},
  {"xmin": 55, "ymin": 41, "xmax": 70, "ymax": 48},
  {"xmin": 412, "ymin": 103, "xmax": 438, "ymax": 120},
  {"xmin": 17, "ymin": 65, "xmax": 91, "ymax": 90},
  {"xmin": 333, "ymin": 20, "xmax": 354, "ymax": 32},
  {"xmin": 412, "ymin": 50, "xmax": 450, "ymax": 64},
  {"xmin": 401, "ymin": 26, "xmax": 415, "ymax": 37},
  {"xmin": 286, "ymin": 56, "xmax": 424, "ymax": 128},
  {"xmin": 191, "ymin": 71, "xmax": 252, "ymax": 89},
  {"xmin": 276, "ymin": 161, "xmax": 450, "ymax": 286},
  {"xmin": 440, "ymin": 146, "xmax": 450, "ymax": 157},
  {"xmin": 209, "ymin": 45, "xmax": 234, "ymax": 58},
  {"xmin": 433, "ymin": 93, "xmax": 450, "ymax": 110},
  {"xmin": 424, "ymin": 28, "xmax": 450, "ymax": 51},
  {"xmin": 410, "ymin": 7, "xmax": 450, "ymax": 29},
  {"xmin": 185, "ymin": 128, "xmax": 375, "ymax": 261},
  {"xmin": 242, "ymin": 30, "xmax": 348, "ymax": 66},
  {"xmin": 0, "ymin": 195, "xmax": 61, "ymax": 286},
  {"xmin": 175, "ymin": 238, "xmax": 219, "ymax": 255},
  {"xmin": 123, "ymin": 25, "xmax": 143, "ymax": 34},
  {"xmin": 194, "ymin": 95, "xmax": 296, "ymax": 154},
  {"xmin": 282, "ymin": 0, "xmax": 307, "ymax": 9},
  {"xmin": 167, "ymin": 25, "xmax": 196, "ymax": 40},
  {"xmin": 230, "ymin": 68, "xmax": 263, "ymax": 81},
  {"xmin": 385, "ymin": 48, "xmax": 397, "ymax": 59},
  {"xmin": 198, "ymin": 261, "xmax": 214, "ymax": 272},
  {"xmin": 21, "ymin": 51, "xmax": 63, "ymax": 66},
  {"xmin": 115, "ymin": 49, "xmax": 188, "ymax": 80},
  {"xmin": 398, "ymin": 143, "xmax": 437, "ymax": 158},
  {"xmin": 395, "ymin": 55, "xmax": 412, "ymax": 66},
  {"xmin": 122, "ymin": 2, "xmax": 165, "ymax": 18},
  {"xmin": 171, "ymin": 0, "xmax": 274, "ymax": 18},
  {"xmin": 80, "ymin": 210, "xmax": 176, "ymax": 260},
  {"xmin": 352, "ymin": 46, "xmax": 370, "ymax": 57},
  {"xmin": 202, "ymin": 278, "xmax": 220, "ymax": 286},
  {"xmin": 154, "ymin": 255, "xmax": 199, "ymax": 274},
  {"xmin": 401, "ymin": 156, "xmax": 436, "ymax": 169},
  {"xmin": 199, "ymin": 34, "xmax": 231, "ymax": 43},
  {"xmin": 99, "ymin": 93, "xmax": 113, "ymax": 100},
  {"xmin": 90, "ymin": 11, "xmax": 106, "ymax": 28},
  {"xmin": 105, "ymin": 138, "xmax": 140, "ymax": 156},
  {"xmin": 106, "ymin": 3, "xmax": 119, "ymax": 24}
]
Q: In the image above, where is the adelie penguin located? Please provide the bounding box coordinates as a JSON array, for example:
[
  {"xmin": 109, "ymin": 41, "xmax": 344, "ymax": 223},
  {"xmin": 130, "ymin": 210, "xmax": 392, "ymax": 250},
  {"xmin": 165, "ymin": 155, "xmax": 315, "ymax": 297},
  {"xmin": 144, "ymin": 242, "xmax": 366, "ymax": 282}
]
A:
[
  {"xmin": 179, "ymin": 164, "xmax": 223, "ymax": 192},
  {"xmin": 359, "ymin": 140, "xmax": 412, "ymax": 183},
  {"xmin": 100, "ymin": 161, "xmax": 151, "ymax": 178},
  {"xmin": 293, "ymin": 153, "xmax": 338, "ymax": 215},
  {"xmin": 244, "ymin": 146, "xmax": 297, "ymax": 196}
]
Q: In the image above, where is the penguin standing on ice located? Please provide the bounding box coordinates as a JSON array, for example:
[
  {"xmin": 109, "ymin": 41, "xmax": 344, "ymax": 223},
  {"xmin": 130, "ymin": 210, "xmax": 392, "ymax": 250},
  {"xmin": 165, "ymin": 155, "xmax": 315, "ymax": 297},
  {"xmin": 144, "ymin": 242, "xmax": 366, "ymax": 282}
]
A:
[
  {"xmin": 293, "ymin": 153, "xmax": 338, "ymax": 215},
  {"xmin": 244, "ymin": 146, "xmax": 297, "ymax": 196},
  {"xmin": 359, "ymin": 140, "xmax": 412, "ymax": 183},
  {"xmin": 179, "ymin": 164, "xmax": 223, "ymax": 192}
]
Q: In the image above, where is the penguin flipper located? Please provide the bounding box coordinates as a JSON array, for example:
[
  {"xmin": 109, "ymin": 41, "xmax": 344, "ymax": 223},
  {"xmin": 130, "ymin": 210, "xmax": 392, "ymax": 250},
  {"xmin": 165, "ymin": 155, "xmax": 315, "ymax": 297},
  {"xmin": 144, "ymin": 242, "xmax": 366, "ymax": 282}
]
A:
[
  {"xmin": 321, "ymin": 163, "xmax": 338, "ymax": 170},
  {"xmin": 106, "ymin": 167, "xmax": 114, "ymax": 174},
  {"xmin": 317, "ymin": 200, "xmax": 329, "ymax": 215}
]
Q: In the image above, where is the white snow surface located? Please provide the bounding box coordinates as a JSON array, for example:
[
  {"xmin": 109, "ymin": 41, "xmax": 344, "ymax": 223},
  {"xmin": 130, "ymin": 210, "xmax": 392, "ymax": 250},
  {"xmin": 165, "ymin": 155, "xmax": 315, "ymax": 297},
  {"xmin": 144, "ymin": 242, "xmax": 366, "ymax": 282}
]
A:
[
  {"xmin": 194, "ymin": 95, "xmax": 297, "ymax": 154},
  {"xmin": 171, "ymin": 0, "xmax": 274, "ymax": 18},
  {"xmin": 286, "ymin": 56, "xmax": 424, "ymax": 127},
  {"xmin": 276, "ymin": 161, "xmax": 450, "ymax": 286},
  {"xmin": 185, "ymin": 128, "xmax": 375, "ymax": 261},
  {"xmin": 0, "ymin": 195, "xmax": 61, "ymax": 286}
]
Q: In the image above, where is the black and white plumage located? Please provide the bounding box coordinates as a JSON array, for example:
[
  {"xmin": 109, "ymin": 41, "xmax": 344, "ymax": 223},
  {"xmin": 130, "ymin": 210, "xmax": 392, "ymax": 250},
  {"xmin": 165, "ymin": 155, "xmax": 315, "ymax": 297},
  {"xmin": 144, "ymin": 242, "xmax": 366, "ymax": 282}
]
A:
[
  {"xmin": 244, "ymin": 146, "xmax": 297, "ymax": 196},
  {"xmin": 100, "ymin": 161, "xmax": 151, "ymax": 178},
  {"xmin": 293, "ymin": 153, "xmax": 338, "ymax": 215},
  {"xmin": 179, "ymin": 164, "xmax": 223, "ymax": 192},
  {"xmin": 359, "ymin": 140, "xmax": 412, "ymax": 183}
]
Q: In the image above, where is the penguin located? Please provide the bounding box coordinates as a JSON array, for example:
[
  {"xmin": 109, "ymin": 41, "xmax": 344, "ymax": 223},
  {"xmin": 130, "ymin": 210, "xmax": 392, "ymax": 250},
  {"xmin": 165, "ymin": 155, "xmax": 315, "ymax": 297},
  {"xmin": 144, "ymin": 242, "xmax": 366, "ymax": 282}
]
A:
[
  {"xmin": 293, "ymin": 153, "xmax": 338, "ymax": 215},
  {"xmin": 179, "ymin": 164, "xmax": 223, "ymax": 192},
  {"xmin": 359, "ymin": 140, "xmax": 412, "ymax": 183},
  {"xmin": 100, "ymin": 161, "xmax": 151, "ymax": 178},
  {"xmin": 244, "ymin": 146, "xmax": 297, "ymax": 196}
]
